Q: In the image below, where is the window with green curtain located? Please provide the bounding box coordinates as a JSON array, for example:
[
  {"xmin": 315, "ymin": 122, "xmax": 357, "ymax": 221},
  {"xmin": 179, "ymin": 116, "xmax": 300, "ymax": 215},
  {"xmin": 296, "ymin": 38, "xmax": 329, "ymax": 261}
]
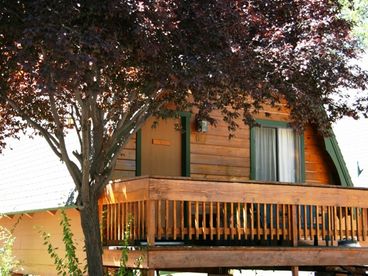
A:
[{"xmin": 252, "ymin": 121, "xmax": 304, "ymax": 183}]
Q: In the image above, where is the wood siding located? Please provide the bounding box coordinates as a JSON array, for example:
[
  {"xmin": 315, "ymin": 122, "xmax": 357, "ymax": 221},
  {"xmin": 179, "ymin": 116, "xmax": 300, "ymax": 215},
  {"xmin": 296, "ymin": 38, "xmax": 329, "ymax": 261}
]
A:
[
  {"xmin": 0, "ymin": 209, "xmax": 85, "ymax": 276},
  {"xmin": 113, "ymin": 104, "xmax": 340, "ymax": 186}
]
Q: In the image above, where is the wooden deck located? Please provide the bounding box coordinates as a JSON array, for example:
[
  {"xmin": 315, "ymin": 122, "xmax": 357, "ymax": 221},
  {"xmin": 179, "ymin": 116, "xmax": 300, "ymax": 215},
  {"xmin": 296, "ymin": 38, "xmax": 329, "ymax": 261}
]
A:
[{"xmin": 100, "ymin": 176, "xmax": 368, "ymax": 269}]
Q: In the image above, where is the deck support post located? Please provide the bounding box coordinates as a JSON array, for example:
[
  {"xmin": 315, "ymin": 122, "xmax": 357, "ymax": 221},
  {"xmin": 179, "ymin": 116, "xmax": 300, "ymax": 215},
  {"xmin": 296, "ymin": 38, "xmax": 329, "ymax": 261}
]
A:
[
  {"xmin": 291, "ymin": 266, "xmax": 299, "ymax": 276},
  {"xmin": 147, "ymin": 200, "xmax": 156, "ymax": 246}
]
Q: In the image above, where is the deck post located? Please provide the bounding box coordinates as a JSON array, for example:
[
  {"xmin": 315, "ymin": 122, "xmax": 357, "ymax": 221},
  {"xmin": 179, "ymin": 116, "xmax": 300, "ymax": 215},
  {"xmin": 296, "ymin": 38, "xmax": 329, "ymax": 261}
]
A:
[
  {"xmin": 147, "ymin": 200, "xmax": 156, "ymax": 246},
  {"xmin": 291, "ymin": 266, "xmax": 299, "ymax": 276},
  {"xmin": 291, "ymin": 205, "xmax": 298, "ymax": 247}
]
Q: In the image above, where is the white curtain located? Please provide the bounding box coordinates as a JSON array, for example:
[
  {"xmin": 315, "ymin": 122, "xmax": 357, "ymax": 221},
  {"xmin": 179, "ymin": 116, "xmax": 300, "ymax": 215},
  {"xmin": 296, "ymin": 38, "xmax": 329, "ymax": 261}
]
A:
[
  {"xmin": 254, "ymin": 127, "xmax": 277, "ymax": 181},
  {"xmin": 277, "ymin": 128, "xmax": 296, "ymax": 182}
]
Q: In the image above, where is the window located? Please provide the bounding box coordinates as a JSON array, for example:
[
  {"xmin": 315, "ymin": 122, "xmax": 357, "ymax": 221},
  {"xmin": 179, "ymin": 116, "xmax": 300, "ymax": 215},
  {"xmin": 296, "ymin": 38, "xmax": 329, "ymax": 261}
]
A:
[{"xmin": 251, "ymin": 120, "xmax": 304, "ymax": 183}]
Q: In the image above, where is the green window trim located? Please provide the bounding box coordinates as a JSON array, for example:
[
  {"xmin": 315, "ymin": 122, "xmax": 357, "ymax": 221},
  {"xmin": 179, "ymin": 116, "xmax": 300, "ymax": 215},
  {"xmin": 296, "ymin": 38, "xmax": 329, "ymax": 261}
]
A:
[
  {"xmin": 135, "ymin": 112, "xmax": 191, "ymax": 177},
  {"xmin": 250, "ymin": 119, "xmax": 305, "ymax": 183}
]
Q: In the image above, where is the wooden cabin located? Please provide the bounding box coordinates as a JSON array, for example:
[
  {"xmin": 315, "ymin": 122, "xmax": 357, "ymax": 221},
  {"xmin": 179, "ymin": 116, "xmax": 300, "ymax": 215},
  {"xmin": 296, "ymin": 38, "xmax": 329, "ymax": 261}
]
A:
[
  {"xmin": 101, "ymin": 104, "xmax": 368, "ymax": 276},
  {"xmin": 1, "ymin": 103, "xmax": 368, "ymax": 275}
]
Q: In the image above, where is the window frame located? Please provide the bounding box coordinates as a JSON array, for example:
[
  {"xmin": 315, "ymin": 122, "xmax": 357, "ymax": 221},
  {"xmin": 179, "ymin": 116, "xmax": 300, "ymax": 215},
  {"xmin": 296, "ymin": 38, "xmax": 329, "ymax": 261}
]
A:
[{"xmin": 250, "ymin": 119, "xmax": 305, "ymax": 183}]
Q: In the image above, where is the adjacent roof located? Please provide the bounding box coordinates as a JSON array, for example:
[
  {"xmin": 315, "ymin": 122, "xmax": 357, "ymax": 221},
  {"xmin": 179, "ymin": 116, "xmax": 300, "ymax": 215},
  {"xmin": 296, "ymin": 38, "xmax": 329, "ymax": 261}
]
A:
[{"xmin": 0, "ymin": 134, "xmax": 76, "ymax": 215}]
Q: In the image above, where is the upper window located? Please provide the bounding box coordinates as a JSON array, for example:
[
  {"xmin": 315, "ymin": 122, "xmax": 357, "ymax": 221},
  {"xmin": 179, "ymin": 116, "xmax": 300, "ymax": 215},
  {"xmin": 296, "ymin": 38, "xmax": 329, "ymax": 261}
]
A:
[{"xmin": 251, "ymin": 120, "xmax": 304, "ymax": 183}]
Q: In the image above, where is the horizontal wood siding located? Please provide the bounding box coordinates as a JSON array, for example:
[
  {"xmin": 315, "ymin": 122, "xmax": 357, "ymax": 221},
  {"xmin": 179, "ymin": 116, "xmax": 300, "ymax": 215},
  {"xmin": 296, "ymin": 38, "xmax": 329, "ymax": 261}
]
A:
[
  {"xmin": 190, "ymin": 110, "xmax": 250, "ymax": 181},
  {"xmin": 112, "ymin": 136, "xmax": 136, "ymax": 180},
  {"xmin": 304, "ymin": 126, "xmax": 337, "ymax": 185}
]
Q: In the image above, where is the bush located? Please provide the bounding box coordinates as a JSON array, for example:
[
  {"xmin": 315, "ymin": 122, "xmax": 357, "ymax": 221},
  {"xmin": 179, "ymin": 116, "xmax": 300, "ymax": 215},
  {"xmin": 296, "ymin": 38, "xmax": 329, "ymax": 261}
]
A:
[{"xmin": 0, "ymin": 216, "xmax": 21, "ymax": 276}]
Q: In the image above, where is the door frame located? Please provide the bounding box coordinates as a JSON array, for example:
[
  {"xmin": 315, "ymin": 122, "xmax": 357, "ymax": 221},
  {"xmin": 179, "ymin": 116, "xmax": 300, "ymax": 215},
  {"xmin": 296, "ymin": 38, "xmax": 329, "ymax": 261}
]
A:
[{"xmin": 135, "ymin": 112, "xmax": 191, "ymax": 177}]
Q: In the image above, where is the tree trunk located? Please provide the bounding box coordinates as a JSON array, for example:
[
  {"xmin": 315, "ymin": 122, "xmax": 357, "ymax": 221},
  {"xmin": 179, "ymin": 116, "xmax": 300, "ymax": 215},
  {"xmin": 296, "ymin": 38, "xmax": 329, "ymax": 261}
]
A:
[{"xmin": 80, "ymin": 197, "xmax": 104, "ymax": 276}]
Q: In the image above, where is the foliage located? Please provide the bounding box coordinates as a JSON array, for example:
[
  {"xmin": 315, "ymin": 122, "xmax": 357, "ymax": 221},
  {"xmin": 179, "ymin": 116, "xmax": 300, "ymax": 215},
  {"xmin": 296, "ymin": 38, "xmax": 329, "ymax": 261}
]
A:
[
  {"xmin": 39, "ymin": 210, "xmax": 84, "ymax": 276},
  {"xmin": 0, "ymin": 216, "xmax": 21, "ymax": 276},
  {"xmin": 116, "ymin": 215, "xmax": 144, "ymax": 276},
  {"xmin": 339, "ymin": 0, "xmax": 368, "ymax": 46},
  {"xmin": 1, "ymin": 1, "xmax": 367, "ymax": 274}
]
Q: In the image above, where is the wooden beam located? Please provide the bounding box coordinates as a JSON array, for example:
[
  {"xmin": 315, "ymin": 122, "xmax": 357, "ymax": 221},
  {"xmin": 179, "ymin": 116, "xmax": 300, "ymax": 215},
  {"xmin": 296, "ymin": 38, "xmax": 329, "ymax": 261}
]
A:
[
  {"xmin": 24, "ymin": 213, "xmax": 33, "ymax": 218},
  {"xmin": 145, "ymin": 247, "xmax": 368, "ymax": 269},
  {"xmin": 102, "ymin": 248, "xmax": 148, "ymax": 268},
  {"xmin": 47, "ymin": 210, "xmax": 58, "ymax": 216}
]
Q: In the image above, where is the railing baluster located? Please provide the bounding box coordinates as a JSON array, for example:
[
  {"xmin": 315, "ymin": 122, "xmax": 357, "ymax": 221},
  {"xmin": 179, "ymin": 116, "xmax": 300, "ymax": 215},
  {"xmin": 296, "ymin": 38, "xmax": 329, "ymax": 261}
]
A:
[
  {"xmin": 224, "ymin": 202, "xmax": 228, "ymax": 240},
  {"xmin": 276, "ymin": 204, "xmax": 280, "ymax": 240},
  {"xmin": 202, "ymin": 201, "xmax": 206, "ymax": 239},
  {"xmin": 173, "ymin": 200, "xmax": 177, "ymax": 240},
  {"xmin": 188, "ymin": 201, "xmax": 192, "ymax": 240},
  {"xmin": 363, "ymin": 208, "xmax": 367, "ymax": 241},
  {"xmin": 237, "ymin": 202, "xmax": 241, "ymax": 240},
  {"xmin": 243, "ymin": 203, "xmax": 247, "ymax": 240},
  {"xmin": 291, "ymin": 205, "xmax": 298, "ymax": 247},
  {"xmin": 310, "ymin": 205, "xmax": 314, "ymax": 240},
  {"xmin": 351, "ymin": 206, "xmax": 355, "ymax": 241},
  {"xmin": 321, "ymin": 206, "xmax": 326, "ymax": 240},
  {"xmin": 157, "ymin": 200, "xmax": 162, "ymax": 240},
  {"xmin": 210, "ymin": 202, "xmax": 213, "ymax": 240},
  {"xmin": 282, "ymin": 204, "xmax": 286, "ymax": 241},
  {"xmin": 230, "ymin": 202, "xmax": 235, "ymax": 240},
  {"xmin": 270, "ymin": 204, "xmax": 274, "ymax": 240},
  {"xmin": 338, "ymin": 206, "xmax": 342, "ymax": 240},
  {"xmin": 250, "ymin": 203, "xmax": 254, "ymax": 240},
  {"xmin": 303, "ymin": 205, "xmax": 307, "ymax": 240},
  {"xmin": 142, "ymin": 201, "xmax": 145, "ymax": 239},
  {"xmin": 345, "ymin": 206, "xmax": 349, "ymax": 240},
  {"xmin": 180, "ymin": 200, "xmax": 184, "ymax": 240},
  {"xmin": 257, "ymin": 203, "xmax": 261, "ymax": 240},
  {"xmin": 217, "ymin": 202, "xmax": 221, "ymax": 240},
  {"xmin": 165, "ymin": 200, "xmax": 169, "ymax": 240},
  {"xmin": 263, "ymin": 204, "xmax": 267, "ymax": 240},
  {"xmin": 195, "ymin": 201, "xmax": 199, "ymax": 240},
  {"xmin": 117, "ymin": 203, "xmax": 121, "ymax": 241}
]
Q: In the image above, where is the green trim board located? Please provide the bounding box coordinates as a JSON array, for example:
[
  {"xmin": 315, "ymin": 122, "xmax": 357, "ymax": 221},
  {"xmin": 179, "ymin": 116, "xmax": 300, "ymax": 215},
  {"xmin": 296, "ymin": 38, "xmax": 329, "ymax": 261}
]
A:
[
  {"xmin": 135, "ymin": 130, "xmax": 142, "ymax": 176},
  {"xmin": 324, "ymin": 135, "xmax": 353, "ymax": 187},
  {"xmin": 180, "ymin": 112, "xmax": 191, "ymax": 177},
  {"xmin": 135, "ymin": 113, "xmax": 191, "ymax": 177},
  {"xmin": 250, "ymin": 119, "xmax": 305, "ymax": 183}
]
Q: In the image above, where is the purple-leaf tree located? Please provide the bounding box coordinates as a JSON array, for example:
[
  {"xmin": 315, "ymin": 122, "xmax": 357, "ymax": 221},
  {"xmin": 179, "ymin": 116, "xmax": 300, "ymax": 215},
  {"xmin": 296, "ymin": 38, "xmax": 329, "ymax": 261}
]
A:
[{"xmin": 1, "ymin": 1, "xmax": 367, "ymax": 274}]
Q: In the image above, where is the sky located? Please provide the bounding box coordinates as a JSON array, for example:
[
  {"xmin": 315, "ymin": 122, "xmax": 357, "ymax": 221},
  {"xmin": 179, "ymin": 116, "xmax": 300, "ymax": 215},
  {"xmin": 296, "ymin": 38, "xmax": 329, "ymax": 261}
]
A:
[
  {"xmin": 334, "ymin": 118, "xmax": 368, "ymax": 187},
  {"xmin": 332, "ymin": 52, "xmax": 368, "ymax": 188}
]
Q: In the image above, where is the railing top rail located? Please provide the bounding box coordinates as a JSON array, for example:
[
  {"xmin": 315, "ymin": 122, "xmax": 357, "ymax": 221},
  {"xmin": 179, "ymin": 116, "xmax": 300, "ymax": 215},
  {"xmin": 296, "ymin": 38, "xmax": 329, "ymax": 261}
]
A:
[{"xmin": 103, "ymin": 176, "xmax": 368, "ymax": 207}]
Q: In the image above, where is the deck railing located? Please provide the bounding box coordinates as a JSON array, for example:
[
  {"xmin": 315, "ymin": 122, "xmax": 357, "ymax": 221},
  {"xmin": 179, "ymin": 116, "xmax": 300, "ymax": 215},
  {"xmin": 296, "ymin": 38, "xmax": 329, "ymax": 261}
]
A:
[{"xmin": 100, "ymin": 177, "xmax": 368, "ymax": 247}]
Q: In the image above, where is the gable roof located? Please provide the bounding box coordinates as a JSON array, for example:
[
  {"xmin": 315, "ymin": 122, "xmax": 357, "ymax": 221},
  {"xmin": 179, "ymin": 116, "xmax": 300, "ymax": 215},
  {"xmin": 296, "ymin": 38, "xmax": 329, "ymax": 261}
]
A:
[{"xmin": 0, "ymin": 135, "xmax": 76, "ymax": 215}]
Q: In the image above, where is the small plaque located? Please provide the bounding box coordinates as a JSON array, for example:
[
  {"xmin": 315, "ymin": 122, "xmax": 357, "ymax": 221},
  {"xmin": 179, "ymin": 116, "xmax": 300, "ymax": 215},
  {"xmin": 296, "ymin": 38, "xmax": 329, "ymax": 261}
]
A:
[{"xmin": 152, "ymin": 139, "xmax": 171, "ymax": 146}]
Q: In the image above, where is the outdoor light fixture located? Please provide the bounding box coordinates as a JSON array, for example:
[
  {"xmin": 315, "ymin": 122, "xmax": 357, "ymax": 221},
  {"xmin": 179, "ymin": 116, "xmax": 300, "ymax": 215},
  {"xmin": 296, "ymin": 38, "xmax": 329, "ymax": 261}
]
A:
[{"xmin": 196, "ymin": 119, "xmax": 209, "ymax": 133}]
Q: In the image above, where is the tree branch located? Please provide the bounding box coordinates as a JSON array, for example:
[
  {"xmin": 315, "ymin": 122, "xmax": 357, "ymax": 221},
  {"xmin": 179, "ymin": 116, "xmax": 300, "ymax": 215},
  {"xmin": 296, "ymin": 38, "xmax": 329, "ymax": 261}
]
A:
[
  {"xmin": 47, "ymin": 90, "xmax": 82, "ymax": 191},
  {"xmin": 1, "ymin": 95, "xmax": 62, "ymax": 159}
]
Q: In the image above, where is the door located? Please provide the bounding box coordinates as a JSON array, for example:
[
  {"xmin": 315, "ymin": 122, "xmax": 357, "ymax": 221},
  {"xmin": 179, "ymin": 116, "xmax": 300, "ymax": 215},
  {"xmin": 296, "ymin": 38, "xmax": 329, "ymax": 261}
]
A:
[{"xmin": 141, "ymin": 117, "xmax": 182, "ymax": 176}]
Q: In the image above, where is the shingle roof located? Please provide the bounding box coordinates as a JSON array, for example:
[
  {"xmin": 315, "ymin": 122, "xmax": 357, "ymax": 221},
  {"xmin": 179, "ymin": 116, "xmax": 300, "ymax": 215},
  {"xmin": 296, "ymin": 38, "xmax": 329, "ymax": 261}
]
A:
[{"xmin": 0, "ymin": 134, "xmax": 76, "ymax": 215}]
